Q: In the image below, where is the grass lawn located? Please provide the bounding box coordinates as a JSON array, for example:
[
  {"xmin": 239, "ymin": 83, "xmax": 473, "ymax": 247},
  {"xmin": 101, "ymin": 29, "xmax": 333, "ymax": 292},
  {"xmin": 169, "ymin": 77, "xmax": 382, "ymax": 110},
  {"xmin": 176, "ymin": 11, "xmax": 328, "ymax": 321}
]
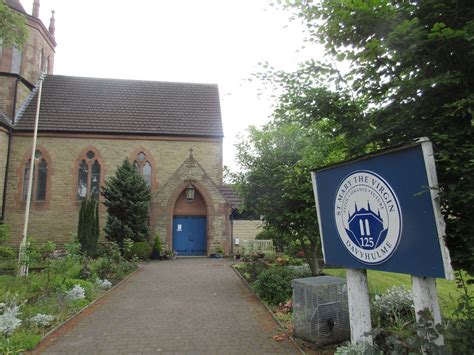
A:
[{"xmin": 325, "ymin": 268, "xmax": 473, "ymax": 317}]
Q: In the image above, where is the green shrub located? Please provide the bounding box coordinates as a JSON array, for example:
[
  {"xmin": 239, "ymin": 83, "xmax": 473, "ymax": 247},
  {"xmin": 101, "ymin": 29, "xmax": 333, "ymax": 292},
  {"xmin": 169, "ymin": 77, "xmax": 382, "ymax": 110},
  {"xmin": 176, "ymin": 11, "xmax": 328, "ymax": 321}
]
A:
[
  {"xmin": 254, "ymin": 266, "xmax": 295, "ymax": 305},
  {"xmin": 129, "ymin": 242, "xmax": 152, "ymax": 260},
  {"xmin": 0, "ymin": 330, "xmax": 42, "ymax": 352},
  {"xmin": 77, "ymin": 198, "xmax": 100, "ymax": 257},
  {"xmin": 238, "ymin": 261, "xmax": 267, "ymax": 283},
  {"xmin": 153, "ymin": 235, "xmax": 163, "ymax": 253},
  {"xmin": 0, "ymin": 246, "xmax": 15, "ymax": 260},
  {"xmin": 61, "ymin": 279, "xmax": 96, "ymax": 300},
  {"xmin": 445, "ymin": 271, "xmax": 474, "ymax": 353},
  {"xmin": 287, "ymin": 256, "xmax": 304, "ymax": 266},
  {"xmin": 102, "ymin": 159, "xmax": 151, "ymax": 247},
  {"xmin": 263, "ymin": 251, "xmax": 276, "ymax": 263},
  {"xmin": 0, "ymin": 224, "xmax": 11, "ymax": 243},
  {"xmin": 372, "ymin": 286, "xmax": 415, "ymax": 328}
]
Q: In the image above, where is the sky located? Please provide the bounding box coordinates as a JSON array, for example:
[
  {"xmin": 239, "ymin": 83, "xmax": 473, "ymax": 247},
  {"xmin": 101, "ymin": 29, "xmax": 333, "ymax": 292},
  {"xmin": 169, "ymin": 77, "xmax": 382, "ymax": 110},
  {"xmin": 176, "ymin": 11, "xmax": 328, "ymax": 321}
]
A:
[{"xmin": 24, "ymin": 0, "xmax": 321, "ymax": 171}]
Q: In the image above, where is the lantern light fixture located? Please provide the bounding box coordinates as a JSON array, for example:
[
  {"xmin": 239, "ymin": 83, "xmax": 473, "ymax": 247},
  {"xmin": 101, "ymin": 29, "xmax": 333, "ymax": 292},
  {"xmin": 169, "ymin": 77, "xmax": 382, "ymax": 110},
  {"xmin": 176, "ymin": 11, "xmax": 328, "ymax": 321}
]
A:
[{"xmin": 185, "ymin": 182, "xmax": 195, "ymax": 202}]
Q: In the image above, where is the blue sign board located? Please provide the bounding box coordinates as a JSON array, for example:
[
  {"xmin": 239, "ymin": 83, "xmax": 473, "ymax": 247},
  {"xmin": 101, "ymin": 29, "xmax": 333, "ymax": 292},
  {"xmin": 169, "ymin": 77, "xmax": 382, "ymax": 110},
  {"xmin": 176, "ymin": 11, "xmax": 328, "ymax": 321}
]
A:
[{"xmin": 312, "ymin": 138, "xmax": 453, "ymax": 279}]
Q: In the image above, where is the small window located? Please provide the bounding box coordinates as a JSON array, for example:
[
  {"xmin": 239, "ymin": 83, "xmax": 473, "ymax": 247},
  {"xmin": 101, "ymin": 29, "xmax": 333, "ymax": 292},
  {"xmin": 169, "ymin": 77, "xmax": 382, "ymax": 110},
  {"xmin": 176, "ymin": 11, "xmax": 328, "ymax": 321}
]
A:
[
  {"xmin": 90, "ymin": 160, "xmax": 101, "ymax": 199},
  {"xmin": 22, "ymin": 150, "xmax": 48, "ymax": 202},
  {"xmin": 40, "ymin": 49, "xmax": 45, "ymax": 71},
  {"xmin": 77, "ymin": 150, "xmax": 101, "ymax": 200},
  {"xmin": 11, "ymin": 47, "xmax": 22, "ymax": 74},
  {"xmin": 77, "ymin": 160, "xmax": 88, "ymax": 199},
  {"xmin": 133, "ymin": 152, "xmax": 153, "ymax": 188},
  {"xmin": 36, "ymin": 159, "xmax": 48, "ymax": 200}
]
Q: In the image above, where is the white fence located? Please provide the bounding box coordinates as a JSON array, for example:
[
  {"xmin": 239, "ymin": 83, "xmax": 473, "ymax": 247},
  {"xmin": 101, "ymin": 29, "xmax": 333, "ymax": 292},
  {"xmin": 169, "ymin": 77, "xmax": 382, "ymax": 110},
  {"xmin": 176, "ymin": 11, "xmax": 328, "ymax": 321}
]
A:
[{"xmin": 240, "ymin": 239, "xmax": 274, "ymax": 253}]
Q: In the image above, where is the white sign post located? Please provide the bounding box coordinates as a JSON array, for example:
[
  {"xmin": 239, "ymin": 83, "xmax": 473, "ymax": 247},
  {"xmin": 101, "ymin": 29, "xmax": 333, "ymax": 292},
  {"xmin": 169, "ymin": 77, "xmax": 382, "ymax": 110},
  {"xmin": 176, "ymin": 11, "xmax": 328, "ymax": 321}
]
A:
[{"xmin": 346, "ymin": 269, "xmax": 372, "ymax": 344}]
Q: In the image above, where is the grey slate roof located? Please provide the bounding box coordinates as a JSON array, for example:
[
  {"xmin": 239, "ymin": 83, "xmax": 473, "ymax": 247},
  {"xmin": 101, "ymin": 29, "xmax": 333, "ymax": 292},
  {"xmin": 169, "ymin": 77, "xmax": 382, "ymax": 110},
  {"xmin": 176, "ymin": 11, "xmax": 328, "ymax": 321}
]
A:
[
  {"xmin": 6, "ymin": 0, "xmax": 27, "ymax": 14},
  {"xmin": 219, "ymin": 185, "xmax": 242, "ymax": 210},
  {"xmin": 0, "ymin": 112, "xmax": 12, "ymax": 129},
  {"xmin": 15, "ymin": 75, "xmax": 223, "ymax": 138}
]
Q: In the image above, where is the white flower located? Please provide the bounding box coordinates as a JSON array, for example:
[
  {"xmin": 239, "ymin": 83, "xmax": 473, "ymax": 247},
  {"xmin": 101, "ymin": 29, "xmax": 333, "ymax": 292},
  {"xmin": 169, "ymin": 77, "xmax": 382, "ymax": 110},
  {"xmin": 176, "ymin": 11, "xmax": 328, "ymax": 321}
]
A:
[
  {"xmin": 0, "ymin": 302, "xmax": 21, "ymax": 335},
  {"xmin": 373, "ymin": 285, "xmax": 413, "ymax": 314},
  {"xmin": 31, "ymin": 313, "xmax": 54, "ymax": 327},
  {"xmin": 95, "ymin": 278, "xmax": 112, "ymax": 290},
  {"xmin": 65, "ymin": 284, "xmax": 86, "ymax": 301}
]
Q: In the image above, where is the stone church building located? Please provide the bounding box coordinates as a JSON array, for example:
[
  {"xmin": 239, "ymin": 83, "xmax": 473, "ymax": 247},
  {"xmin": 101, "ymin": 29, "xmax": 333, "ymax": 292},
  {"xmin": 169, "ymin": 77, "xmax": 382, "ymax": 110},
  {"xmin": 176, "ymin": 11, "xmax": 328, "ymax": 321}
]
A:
[{"xmin": 0, "ymin": 0, "xmax": 237, "ymax": 256}]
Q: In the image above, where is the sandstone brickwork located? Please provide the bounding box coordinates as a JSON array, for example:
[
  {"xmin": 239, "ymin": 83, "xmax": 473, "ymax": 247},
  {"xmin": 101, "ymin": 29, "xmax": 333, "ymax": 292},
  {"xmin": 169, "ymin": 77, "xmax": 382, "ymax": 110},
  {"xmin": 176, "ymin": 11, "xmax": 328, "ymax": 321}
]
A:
[
  {"xmin": 233, "ymin": 220, "xmax": 263, "ymax": 242},
  {"xmin": 0, "ymin": 5, "xmax": 55, "ymax": 119},
  {"xmin": 3, "ymin": 133, "xmax": 228, "ymax": 253},
  {"xmin": 154, "ymin": 151, "xmax": 231, "ymax": 255}
]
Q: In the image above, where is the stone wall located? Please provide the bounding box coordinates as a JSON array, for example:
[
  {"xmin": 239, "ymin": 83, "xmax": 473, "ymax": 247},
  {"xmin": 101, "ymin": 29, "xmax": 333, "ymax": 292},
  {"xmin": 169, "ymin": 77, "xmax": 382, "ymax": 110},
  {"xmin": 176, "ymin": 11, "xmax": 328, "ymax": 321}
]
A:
[
  {"xmin": 154, "ymin": 153, "xmax": 231, "ymax": 255},
  {"xmin": 0, "ymin": 15, "xmax": 55, "ymax": 119},
  {"xmin": 233, "ymin": 220, "xmax": 263, "ymax": 243},
  {"xmin": 3, "ymin": 133, "xmax": 224, "ymax": 248}
]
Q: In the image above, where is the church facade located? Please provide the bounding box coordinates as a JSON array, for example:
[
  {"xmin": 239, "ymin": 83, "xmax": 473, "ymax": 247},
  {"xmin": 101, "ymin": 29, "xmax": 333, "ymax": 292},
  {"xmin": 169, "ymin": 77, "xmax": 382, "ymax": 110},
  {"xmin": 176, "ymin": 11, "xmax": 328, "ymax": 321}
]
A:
[{"xmin": 0, "ymin": 0, "xmax": 233, "ymax": 255}]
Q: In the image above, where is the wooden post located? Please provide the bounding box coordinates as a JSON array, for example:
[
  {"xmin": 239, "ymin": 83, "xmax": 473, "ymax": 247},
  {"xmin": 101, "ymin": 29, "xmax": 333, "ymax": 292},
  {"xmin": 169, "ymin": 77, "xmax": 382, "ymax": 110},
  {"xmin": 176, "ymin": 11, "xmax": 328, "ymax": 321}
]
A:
[
  {"xmin": 412, "ymin": 275, "xmax": 444, "ymax": 346},
  {"xmin": 347, "ymin": 269, "xmax": 372, "ymax": 344}
]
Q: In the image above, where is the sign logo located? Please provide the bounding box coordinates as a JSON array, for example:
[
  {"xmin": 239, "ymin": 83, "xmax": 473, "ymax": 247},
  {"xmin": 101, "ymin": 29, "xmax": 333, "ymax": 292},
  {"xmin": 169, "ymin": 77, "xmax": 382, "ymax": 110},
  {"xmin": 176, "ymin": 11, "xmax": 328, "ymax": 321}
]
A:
[{"xmin": 334, "ymin": 171, "xmax": 402, "ymax": 264}]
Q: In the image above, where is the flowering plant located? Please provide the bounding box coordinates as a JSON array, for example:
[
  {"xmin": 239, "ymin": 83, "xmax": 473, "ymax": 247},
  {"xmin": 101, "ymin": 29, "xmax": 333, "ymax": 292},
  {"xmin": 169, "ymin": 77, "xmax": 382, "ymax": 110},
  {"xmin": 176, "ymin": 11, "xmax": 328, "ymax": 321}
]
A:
[
  {"xmin": 30, "ymin": 313, "xmax": 54, "ymax": 327},
  {"xmin": 0, "ymin": 300, "xmax": 22, "ymax": 336},
  {"xmin": 95, "ymin": 278, "xmax": 112, "ymax": 290},
  {"xmin": 372, "ymin": 285, "xmax": 415, "ymax": 326},
  {"xmin": 65, "ymin": 284, "xmax": 86, "ymax": 301}
]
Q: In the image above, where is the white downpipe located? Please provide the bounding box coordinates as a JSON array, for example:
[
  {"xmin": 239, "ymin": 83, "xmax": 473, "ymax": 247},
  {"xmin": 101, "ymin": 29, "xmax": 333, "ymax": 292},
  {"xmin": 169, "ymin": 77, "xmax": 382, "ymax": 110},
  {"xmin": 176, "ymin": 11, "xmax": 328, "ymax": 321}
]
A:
[{"xmin": 18, "ymin": 77, "xmax": 44, "ymax": 277}]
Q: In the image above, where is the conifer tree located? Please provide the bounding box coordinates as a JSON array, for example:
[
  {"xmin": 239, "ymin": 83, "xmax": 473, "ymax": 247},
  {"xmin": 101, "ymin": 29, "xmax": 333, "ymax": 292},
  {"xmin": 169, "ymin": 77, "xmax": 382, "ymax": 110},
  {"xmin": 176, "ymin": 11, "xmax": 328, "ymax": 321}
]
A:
[
  {"xmin": 101, "ymin": 159, "xmax": 151, "ymax": 250},
  {"xmin": 77, "ymin": 198, "xmax": 99, "ymax": 257}
]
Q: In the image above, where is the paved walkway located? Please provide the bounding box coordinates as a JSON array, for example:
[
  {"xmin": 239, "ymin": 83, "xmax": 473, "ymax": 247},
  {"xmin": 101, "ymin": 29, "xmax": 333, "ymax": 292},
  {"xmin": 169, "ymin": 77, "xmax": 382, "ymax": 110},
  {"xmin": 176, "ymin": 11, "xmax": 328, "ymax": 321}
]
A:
[{"xmin": 40, "ymin": 258, "xmax": 300, "ymax": 354}]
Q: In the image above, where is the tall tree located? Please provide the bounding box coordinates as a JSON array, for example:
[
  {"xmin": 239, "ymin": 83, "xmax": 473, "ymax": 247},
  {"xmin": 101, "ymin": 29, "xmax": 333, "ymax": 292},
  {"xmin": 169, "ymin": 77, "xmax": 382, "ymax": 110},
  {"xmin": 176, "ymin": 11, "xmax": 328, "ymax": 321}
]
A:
[
  {"xmin": 0, "ymin": 0, "xmax": 27, "ymax": 47},
  {"xmin": 101, "ymin": 160, "xmax": 151, "ymax": 251},
  {"xmin": 235, "ymin": 86, "xmax": 358, "ymax": 275},
  {"xmin": 276, "ymin": 0, "xmax": 474, "ymax": 272}
]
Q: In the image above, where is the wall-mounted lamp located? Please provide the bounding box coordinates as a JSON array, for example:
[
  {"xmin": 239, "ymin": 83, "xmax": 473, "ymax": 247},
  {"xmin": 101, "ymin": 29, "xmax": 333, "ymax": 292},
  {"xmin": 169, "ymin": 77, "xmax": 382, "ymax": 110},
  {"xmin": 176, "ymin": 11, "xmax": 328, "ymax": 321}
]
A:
[{"xmin": 185, "ymin": 183, "xmax": 195, "ymax": 202}]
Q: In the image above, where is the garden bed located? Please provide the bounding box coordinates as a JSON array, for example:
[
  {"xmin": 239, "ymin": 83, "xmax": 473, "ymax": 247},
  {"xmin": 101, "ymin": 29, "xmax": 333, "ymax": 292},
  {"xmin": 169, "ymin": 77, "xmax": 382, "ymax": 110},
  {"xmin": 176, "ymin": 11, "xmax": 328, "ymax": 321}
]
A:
[
  {"xmin": 0, "ymin": 242, "xmax": 138, "ymax": 353},
  {"xmin": 233, "ymin": 259, "xmax": 474, "ymax": 354}
]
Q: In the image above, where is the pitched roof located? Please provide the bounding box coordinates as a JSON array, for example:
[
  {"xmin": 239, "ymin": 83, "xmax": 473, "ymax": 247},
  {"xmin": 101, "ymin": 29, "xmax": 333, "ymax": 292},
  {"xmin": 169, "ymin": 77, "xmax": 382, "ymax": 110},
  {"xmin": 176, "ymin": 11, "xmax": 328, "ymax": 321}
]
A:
[
  {"xmin": 219, "ymin": 185, "xmax": 243, "ymax": 210},
  {"xmin": 15, "ymin": 75, "xmax": 223, "ymax": 138},
  {"xmin": 5, "ymin": 0, "xmax": 27, "ymax": 14},
  {"xmin": 0, "ymin": 112, "xmax": 12, "ymax": 129}
]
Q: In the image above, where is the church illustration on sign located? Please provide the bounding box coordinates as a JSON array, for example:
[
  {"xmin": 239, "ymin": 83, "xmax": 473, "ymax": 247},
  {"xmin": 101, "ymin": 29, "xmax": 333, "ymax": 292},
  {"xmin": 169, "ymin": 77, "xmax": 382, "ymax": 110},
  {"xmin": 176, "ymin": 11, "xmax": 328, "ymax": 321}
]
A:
[{"xmin": 346, "ymin": 202, "xmax": 388, "ymax": 250}]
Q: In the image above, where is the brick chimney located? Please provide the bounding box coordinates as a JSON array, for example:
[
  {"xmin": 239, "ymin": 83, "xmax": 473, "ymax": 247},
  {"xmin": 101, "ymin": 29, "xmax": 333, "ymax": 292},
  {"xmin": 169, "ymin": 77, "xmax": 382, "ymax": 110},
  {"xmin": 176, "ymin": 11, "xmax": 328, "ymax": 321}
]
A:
[
  {"xmin": 32, "ymin": 0, "xmax": 40, "ymax": 18},
  {"xmin": 49, "ymin": 10, "xmax": 55, "ymax": 37}
]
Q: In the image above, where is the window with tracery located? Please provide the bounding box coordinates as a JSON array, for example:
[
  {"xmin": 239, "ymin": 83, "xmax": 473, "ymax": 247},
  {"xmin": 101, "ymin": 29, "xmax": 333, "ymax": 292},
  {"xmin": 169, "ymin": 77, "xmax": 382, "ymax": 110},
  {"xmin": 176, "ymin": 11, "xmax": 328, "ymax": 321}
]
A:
[
  {"xmin": 77, "ymin": 150, "xmax": 101, "ymax": 200},
  {"xmin": 22, "ymin": 150, "xmax": 48, "ymax": 201},
  {"xmin": 133, "ymin": 151, "xmax": 152, "ymax": 188}
]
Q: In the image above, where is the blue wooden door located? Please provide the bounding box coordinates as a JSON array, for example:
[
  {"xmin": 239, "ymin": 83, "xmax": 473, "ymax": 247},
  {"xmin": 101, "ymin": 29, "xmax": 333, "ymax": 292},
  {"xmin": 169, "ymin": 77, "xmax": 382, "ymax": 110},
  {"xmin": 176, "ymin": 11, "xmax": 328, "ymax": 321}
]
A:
[{"xmin": 172, "ymin": 216, "xmax": 207, "ymax": 256}]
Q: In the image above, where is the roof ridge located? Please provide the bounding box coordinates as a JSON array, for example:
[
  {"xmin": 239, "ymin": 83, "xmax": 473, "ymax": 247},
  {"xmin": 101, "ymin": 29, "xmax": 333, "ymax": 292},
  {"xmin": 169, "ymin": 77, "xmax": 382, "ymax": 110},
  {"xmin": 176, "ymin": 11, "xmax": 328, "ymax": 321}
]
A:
[
  {"xmin": 47, "ymin": 74, "xmax": 219, "ymax": 87},
  {"xmin": 16, "ymin": 74, "xmax": 223, "ymax": 137}
]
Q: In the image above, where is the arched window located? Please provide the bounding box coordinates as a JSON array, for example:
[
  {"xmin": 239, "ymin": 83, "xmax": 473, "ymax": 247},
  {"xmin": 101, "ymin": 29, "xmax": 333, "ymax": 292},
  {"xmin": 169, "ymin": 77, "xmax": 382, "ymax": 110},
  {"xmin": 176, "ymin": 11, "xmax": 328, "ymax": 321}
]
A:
[
  {"xmin": 40, "ymin": 49, "xmax": 45, "ymax": 71},
  {"xmin": 133, "ymin": 151, "xmax": 152, "ymax": 188},
  {"xmin": 22, "ymin": 150, "xmax": 48, "ymax": 201},
  {"xmin": 77, "ymin": 150, "xmax": 101, "ymax": 200},
  {"xmin": 11, "ymin": 47, "xmax": 22, "ymax": 74}
]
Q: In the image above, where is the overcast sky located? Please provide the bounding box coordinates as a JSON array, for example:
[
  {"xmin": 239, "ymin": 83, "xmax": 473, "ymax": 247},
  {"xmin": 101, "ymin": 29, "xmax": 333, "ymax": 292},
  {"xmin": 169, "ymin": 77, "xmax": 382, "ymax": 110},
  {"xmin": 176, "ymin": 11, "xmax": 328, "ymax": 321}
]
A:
[{"xmin": 24, "ymin": 0, "xmax": 321, "ymax": 171}]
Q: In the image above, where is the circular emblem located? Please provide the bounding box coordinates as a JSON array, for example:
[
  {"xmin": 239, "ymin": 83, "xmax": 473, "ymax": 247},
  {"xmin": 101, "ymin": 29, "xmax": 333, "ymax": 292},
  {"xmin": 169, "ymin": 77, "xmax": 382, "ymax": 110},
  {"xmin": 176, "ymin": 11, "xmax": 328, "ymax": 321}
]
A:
[{"xmin": 334, "ymin": 170, "xmax": 402, "ymax": 265}]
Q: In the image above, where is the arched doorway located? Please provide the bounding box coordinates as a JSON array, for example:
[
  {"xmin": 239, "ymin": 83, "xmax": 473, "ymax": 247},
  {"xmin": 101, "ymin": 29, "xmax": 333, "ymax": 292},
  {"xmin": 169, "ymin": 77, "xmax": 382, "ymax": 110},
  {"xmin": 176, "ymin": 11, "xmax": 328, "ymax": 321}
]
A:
[{"xmin": 172, "ymin": 188, "xmax": 207, "ymax": 256}]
